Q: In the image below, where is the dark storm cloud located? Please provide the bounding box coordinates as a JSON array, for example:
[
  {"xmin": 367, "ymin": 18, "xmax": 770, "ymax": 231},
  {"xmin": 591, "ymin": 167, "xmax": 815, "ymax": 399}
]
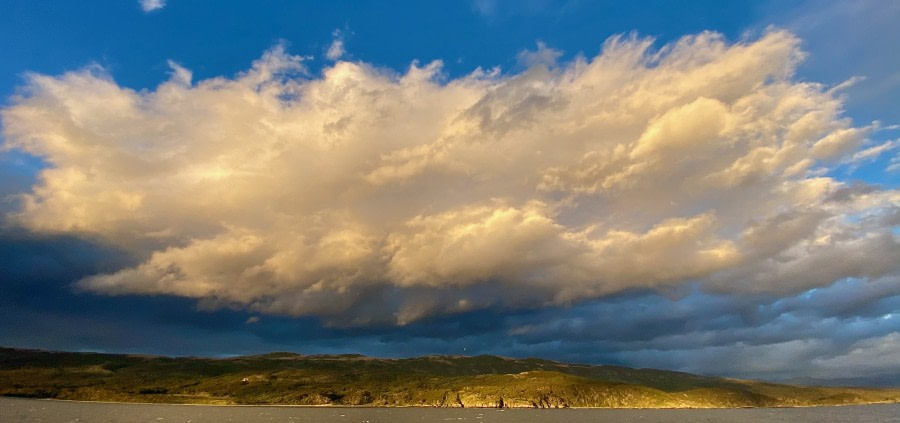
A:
[
  {"xmin": 205, "ymin": 279, "xmax": 899, "ymax": 382},
  {"xmin": 0, "ymin": 227, "xmax": 287, "ymax": 356},
  {"xmin": 1, "ymin": 226, "xmax": 898, "ymax": 382}
]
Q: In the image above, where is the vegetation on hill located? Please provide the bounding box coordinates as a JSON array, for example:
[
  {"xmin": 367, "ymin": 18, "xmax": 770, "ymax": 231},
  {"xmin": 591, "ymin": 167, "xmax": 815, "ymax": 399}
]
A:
[{"xmin": 1, "ymin": 347, "xmax": 898, "ymax": 408}]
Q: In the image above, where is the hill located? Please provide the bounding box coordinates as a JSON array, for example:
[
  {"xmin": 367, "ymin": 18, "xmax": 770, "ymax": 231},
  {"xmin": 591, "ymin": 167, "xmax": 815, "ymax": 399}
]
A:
[{"xmin": 2, "ymin": 347, "xmax": 899, "ymax": 408}]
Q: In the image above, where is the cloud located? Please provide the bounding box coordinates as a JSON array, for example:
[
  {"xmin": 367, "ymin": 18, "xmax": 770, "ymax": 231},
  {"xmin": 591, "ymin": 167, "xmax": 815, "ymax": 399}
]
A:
[
  {"xmin": 471, "ymin": 0, "xmax": 498, "ymax": 16},
  {"xmin": 847, "ymin": 139, "xmax": 898, "ymax": 163},
  {"xmin": 811, "ymin": 331, "xmax": 900, "ymax": 378},
  {"xmin": 516, "ymin": 41, "xmax": 562, "ymax": 68},
  {"xmin": 771, "ymin": 0, "xmax": 900, "ymax": 127},
  {"xmin": 326, "ymin": 29, "xmax": 346, "ymax": 61},
  {"xmin": 470, "ymin": 0, "xmax": 562, "ymax": 19},
  {"xmin": 480, "ymin": 276, "xmax": 900, "ymax": 380},
  {"xmin": 2, "ymin": 30, "xmax": 898, "ymax": 326},
  {"xmin": 890, "ymin": 155, "xmax": 900, "ymax": 173},
  {"xmin": 2, "ymin": 222, "xmax": 897, "ymax": 379},
  {"xmin": 139, "ymin": 0, "xmax": 166, "ymax": 13}
]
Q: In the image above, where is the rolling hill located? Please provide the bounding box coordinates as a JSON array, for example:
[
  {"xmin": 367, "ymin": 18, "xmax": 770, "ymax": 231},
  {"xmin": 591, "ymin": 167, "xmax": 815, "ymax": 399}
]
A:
[{"xmin": 2, "ymin": 347, "xmax": 898, "ymax": 408}]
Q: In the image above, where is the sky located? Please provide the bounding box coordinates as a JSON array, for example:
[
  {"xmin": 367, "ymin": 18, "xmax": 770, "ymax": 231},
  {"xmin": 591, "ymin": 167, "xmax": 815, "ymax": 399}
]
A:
[{"xmin": 0, "ymin": 0, "xmax": 898, "ymax": 384}]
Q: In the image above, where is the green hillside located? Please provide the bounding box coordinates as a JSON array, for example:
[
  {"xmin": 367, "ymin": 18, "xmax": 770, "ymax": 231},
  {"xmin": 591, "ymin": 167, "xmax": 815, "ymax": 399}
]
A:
[{"xmin": 2, "ymin": 347, "xmax": 898, "ymax": 408}]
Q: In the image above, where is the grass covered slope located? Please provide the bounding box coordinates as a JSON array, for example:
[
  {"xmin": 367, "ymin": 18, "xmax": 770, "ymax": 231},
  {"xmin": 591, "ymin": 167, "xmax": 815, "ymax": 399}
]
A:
[{"xmin": 1, "ymin": 348, "xmax": 898, "ymax": 408}]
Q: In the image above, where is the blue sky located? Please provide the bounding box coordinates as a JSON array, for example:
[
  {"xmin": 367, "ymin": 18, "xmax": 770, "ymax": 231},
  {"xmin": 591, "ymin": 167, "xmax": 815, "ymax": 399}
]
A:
[
  {"xmin": 0, "ymin": 1, "xmax": 757, "ymax": 93},
  {"xmin": 0, "ymin": 0, "xmax": 898, "ymax": 383}
]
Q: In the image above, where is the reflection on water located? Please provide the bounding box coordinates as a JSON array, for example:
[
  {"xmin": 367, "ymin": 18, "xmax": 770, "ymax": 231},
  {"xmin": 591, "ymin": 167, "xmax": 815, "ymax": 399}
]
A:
[{"xmin": 2, "ymin": 397, "xmax": 899, "ymax": 423}]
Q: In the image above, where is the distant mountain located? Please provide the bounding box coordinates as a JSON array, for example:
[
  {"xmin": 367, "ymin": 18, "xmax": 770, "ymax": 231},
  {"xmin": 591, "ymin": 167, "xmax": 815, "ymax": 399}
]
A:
[
  {"xmin": 777, "ymin": 374, "xmax": 900, "ymax": 389},
  {"xmin": 2, "ymin": 347, "xmax": 899, "ymax": 408}
]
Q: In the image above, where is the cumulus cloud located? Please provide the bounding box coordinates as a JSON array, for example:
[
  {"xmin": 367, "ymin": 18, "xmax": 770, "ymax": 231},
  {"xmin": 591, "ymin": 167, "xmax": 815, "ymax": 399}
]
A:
[
  {"xmin": 139, "ymin": 0, "xmax": 165, "ymax": 13},
  {"xmin": 2, "ymin": 30, "xmax": 898, "ymax": 326}
]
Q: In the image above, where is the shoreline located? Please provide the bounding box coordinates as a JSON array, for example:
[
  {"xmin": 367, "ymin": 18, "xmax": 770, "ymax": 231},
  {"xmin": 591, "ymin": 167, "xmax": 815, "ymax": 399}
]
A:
[{"xmin": 4, "ymin": 396, "xmax": 899, "ymax": 410}]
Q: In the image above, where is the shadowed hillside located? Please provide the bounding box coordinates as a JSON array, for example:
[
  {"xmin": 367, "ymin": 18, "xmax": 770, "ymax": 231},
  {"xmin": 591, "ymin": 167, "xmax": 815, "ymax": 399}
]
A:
[{"xmin": 2, "ymin": 348, "xmax": 899, "ymax": 408}]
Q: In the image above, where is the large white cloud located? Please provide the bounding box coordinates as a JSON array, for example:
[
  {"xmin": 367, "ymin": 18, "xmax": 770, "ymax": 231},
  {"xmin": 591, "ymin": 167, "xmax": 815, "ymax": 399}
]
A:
[{"xmin": 2, "ymin": 31, "xmax": 898, "ymax": 325}]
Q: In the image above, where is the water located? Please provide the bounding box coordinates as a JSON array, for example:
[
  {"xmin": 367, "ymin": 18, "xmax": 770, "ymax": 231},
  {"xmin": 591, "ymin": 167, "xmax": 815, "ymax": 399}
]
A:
[{"xmin": 2, "ymin": 397, "xmax": 899, "ymax": 423}]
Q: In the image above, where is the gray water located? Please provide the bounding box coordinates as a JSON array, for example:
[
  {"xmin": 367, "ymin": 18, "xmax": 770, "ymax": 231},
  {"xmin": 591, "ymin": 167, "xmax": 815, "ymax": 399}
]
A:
[{"xmin": 2, "ymin": 397, "xmax": 899, "ymax": 423}]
